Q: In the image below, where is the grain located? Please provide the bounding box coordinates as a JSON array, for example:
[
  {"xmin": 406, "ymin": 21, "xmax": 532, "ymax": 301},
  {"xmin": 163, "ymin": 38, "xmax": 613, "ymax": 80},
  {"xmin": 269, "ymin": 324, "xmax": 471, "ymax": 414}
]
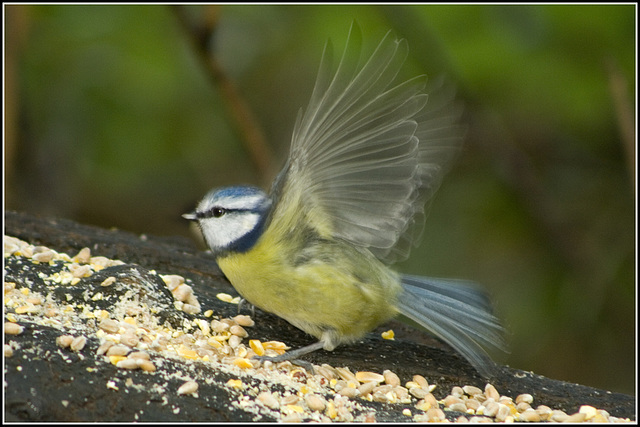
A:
[
  {"xmin": 177, "ymin": 380, "xmax": 199, "ymax": 396},
  {"xmin": 5, "ymin": 322, "xmax": 24, "ymax": 335},
  {"xmin": 70, "ymin": 336, "xmax": 87, "ymax": 352}
]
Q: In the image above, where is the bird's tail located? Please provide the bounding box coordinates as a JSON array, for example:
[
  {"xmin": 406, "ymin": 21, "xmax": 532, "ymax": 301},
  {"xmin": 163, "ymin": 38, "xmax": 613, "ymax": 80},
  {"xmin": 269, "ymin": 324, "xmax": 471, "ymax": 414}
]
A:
[{"xmin": 397, "ymin": 275, "xmax": 507, "ymax": 377}]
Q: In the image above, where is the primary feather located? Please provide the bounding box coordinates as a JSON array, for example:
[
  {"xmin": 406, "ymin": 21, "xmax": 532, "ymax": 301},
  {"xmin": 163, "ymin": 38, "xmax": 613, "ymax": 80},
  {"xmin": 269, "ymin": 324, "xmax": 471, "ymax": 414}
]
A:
[{"xmin": 270, "ymin": 24, "xmax": 464, "ymax": 263}]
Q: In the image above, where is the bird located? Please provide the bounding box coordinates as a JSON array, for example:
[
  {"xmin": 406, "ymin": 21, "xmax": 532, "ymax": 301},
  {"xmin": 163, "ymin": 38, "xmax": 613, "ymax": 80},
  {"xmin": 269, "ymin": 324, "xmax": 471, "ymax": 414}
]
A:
[{"xmin": 183, "ymin": 24, "xmax": 506, "ymax": 377}]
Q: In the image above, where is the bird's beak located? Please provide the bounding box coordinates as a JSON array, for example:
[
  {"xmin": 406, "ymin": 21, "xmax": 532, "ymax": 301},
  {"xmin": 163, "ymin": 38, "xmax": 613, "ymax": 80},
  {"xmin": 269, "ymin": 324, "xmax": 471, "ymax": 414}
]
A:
[{"xmin": 182, "ymin": 212, "xmax": 198, "ymax": 221}]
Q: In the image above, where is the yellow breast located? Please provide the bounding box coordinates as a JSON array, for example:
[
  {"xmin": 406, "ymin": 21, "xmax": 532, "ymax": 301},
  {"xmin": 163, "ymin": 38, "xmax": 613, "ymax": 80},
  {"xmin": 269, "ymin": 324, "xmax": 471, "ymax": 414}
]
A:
[{"xmin": 217, "ymin": 226, "xmax": 402, "ymax": 344}]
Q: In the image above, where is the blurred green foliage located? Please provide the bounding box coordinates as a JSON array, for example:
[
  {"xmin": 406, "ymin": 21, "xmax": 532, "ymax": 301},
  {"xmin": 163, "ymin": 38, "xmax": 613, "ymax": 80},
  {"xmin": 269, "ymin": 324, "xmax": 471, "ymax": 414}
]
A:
[{"xmin": 5, "ymin": 5, "xmax": 635, "ymax": 394}]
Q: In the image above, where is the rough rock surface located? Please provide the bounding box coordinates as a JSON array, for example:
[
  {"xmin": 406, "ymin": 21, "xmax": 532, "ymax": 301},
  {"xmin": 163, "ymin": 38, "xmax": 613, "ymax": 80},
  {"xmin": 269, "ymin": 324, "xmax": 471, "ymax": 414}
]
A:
[{"xmin": 4, "ymin": 211, "xmax": 636, "ymax": 422}]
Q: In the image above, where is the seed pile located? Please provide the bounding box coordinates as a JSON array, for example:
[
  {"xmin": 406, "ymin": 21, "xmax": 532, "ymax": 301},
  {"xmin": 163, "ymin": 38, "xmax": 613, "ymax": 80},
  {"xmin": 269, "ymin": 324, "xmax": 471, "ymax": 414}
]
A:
[{"xmin": 4, "ymin": 235, "xmax": 632, "ymax": 422}]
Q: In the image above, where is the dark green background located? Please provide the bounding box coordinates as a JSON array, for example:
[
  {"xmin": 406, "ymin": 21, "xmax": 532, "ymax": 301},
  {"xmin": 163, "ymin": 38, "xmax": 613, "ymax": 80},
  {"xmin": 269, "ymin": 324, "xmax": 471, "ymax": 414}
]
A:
[{"xmin": 5, "ymin": 5, "xmax": 635, "ymax": 394}]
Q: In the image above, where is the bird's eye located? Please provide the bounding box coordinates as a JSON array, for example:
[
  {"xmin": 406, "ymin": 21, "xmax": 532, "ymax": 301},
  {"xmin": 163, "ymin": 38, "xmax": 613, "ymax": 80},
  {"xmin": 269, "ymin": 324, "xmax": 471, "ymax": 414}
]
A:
[{"xmin": 212, "ymin": 207, "xmax": 226, "ymax": 218}]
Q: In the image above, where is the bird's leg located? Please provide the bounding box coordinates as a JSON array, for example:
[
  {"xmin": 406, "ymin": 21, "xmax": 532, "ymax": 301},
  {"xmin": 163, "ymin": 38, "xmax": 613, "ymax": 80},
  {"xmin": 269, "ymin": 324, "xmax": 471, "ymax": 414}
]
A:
[
  {"xmin": 237, "ymin": 298, "xmax": 255, "ymax": 317},
  {"xmin": 255, "ymin": 341, "xmax": 326, "ymax": 374}
]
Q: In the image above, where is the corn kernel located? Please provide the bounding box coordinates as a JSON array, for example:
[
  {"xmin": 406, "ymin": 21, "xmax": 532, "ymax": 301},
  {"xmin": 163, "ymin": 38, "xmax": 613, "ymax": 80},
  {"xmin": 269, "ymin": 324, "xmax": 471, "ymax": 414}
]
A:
[
  {"xmin": 381, "ymin": 329, "xmax": 395, "ymax": 340},
  {"xmin": 227, "ymin": 379, "xmax": 243, "ymax": 389},
  {"xmin": 249, "ymin": 340, "xmax": 265, "ymax": 356},
  {"xmin": 109, "ymin": 355, "xmax": 127, "ymax": 365},
  {"xmin": 233, "ymin": 358, "xmax": 253, "ymax": 369}
]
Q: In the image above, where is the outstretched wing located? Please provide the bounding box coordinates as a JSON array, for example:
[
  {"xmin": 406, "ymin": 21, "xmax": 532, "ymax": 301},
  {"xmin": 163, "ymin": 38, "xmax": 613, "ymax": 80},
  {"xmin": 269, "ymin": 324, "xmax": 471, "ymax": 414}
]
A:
[{"xmin": 270, "ymin": 24, "xmax": 464, "ymax": 264}]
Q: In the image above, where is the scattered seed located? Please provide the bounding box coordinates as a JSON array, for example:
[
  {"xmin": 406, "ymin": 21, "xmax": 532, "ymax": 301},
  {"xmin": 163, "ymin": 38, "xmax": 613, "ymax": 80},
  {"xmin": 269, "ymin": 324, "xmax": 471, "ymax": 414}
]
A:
[
  {"xmin": 56, "ymin": 335, "xmax": 73, "ymax": 348},
  {"xmin": 73, "ymin": 247, "xmax": 91, "ymax": 263},
  {"xmin": 32, "ymin": 250, "xmax": 56, "ymax": 263},
  {"xmin": 26, "ymin": 296, "xmax": 43, "ymax": 305},
  {"xmin": 69, "ymin": 264, "xmax": 93, "ymax": 278},
  {"xmin": 425, "ymin": 408, "xmax": 445, "ymax": 422},
  {"xmin": 409, "ymin": 387, "xmax": 428, "ymax": 399},
  {"xmin": 229, "ymin": 325, "xmax": 248, "ymax": 338},
  {"xmin": 517, "ymin": 401, "xmax": 532, "ymax": 412},
  {"xmin": 120, "ymin": 332, "xmax": 139, "ymax": 348},
  {"xmin": 520, "ymin": 408, "xmax": 541, "ymax": 422},
  {"xmin": 444, "ymin": 395, "xmax": 464, "ymax": 408},
  {"xmin": 182, "ymin": 303, "xmax": 201, "ymax": 315},
  {"xmin": 232, "ymin": 314, "xmax": 254, "ymax": 327},
  {"xmin": 381, "ymin": 329, "xmax": 394, "ymax": 340},
  {"xmin": 127, "ymin": 351, "xmax": 150, "ymax": 360},
  {"xmin": 515, "ymin": 393, "xmax": 533, "ymax": 405},
  {"xmin": 99, "ymin": 319, "xmax": 120, "ymax": 334},
  {"xmin": 96, "ymin": 341, "xmax": 114, "ymax": 355},
  {"xmin": 338, "ymin": 386, "xmax": 358, "ymax": 398},
  {"xmin": 335, "ymin": 367, "xmax": 358, "ymax": 384},
  {"xmin": 325, "ymin": 400, "xmax": 338, "ymax": 419},
  {"xmin": 482, "ymin": 400, "xmax": 500, "ymax": 417},
  {"xmin": 495, "ymin": 403, "xmax": 511, "ymax": 422},
  {"xmin": 249, "ymin": 339, "xmax": 265, "ymax": 356},
  {"xmin": 100, "ymin": 277, "xmax": 116, "ymax": 287},
  {"xmin": 305, "ymin": 393, "xmax": 326, "ymax": 412},
  {"xmin": 89, "ymin": 256, "xmax": 111, "ymax": 270},
  {"xmin": 226, "ymin": 379, "xmax": 243, "ymax": 389},
  {"xmin": 4, "ymin": 238, "xmax": 21, "ymax": 256},
  {"xmin": 210, "ymin": 320, "xmax": 229, "ymax": 333},
  {"xmin": 355, "ymin": 371, "xmax": 384, "ymax": 384},
  {"xmin": 535, "ymin": 404, "xmax": 552, "ymax": 420},
  {"xmin": 465, "ymin": 397, "xmax": 481, "ymax": 412},
  {"xmin": 172, "ymin": 284, "xmax": 193, "ymax": 302},
  {"xmin": 449, "ymin": 402, "xmax": 467, "ymax": 413},
  {"xmin": 579, "ymin": 405, "xmax": 597, "ymax": 420},
  {"xmin": 281, "ymin": 412, "xmax": 302, "ymax": 422},
  {"xmin": 357, "ymin": 381, "xmax": 376, "ymax": 397},
  {"xmin": 5, "ymin": 236, "xmax": 628, "ymax": 424},
  {"xmin": 262, "ymin": 341, "xmax": 288, "ymax": 353},
  {"xmin": 177, "ymin": 380, "xmax": 198, "ymax": 396},
  {"xmin": 484, "ymin": 383, "xmax": 500, "ymax": 401},
  {"xmin": 450, "ymin": 386, "xmax": 464, "ymax": 398},
  {"xmin": 116, "ymin": 358, "xmax": 139, "ymax": 369},
  {"xmin": 70, "ymin": 336, "xmax": 87, "ymax": 352},
  {"xmin": 257, "ymin": 391, "xmax": 280, "ymax": 409},
  {"xmin": 550, "ymin": 409, "xmax": 569, "ymax": 422},
  {"xmin": 137, "ymin": 360, "xmax": 156, "ymax": 372},
  {"xmin": 564, "ymin": 412, "xmax": 587, "ymax": 423},
  {"xmin": 216, "ymin": 293, "xmax": 234, "ymax": 303},
  {"xmin": 382, "ymin": 369, "xmax": 400, "ymax": 386},
  {"xmin": 425, "ymin": 391, "xmax": 439, "ymax": 406},
  {"xmin": 413, "ymin": 374, "xmax": 429, "ymax": 389},
  {"xmin": 177, "ymin": 346, "xmax": 199, "ymax": 359},
  {"xmin": 280, "ymin": 394, "xmax": 300, "ymax": 406},
  {"xmin": 161, "ymin": 274, "xmax": 184, "ymax": 291},
  {"xmin": 228, "ymin": 335, "xmax": 242, "ymax": 348},
  {"xmin": 106, "ymin": 344, "xmax": 130, "ymax": 357},
  {"xmin": 233, "ymin": 357, "xmax": 253, "ymax": 369},
  {"xmin": 462, "ymin": 385, "xmax": 482, "ymax": 396},
  {"xmin": 317, "ymin": 364, "xmax": 337, "ymax": 380},
  {"xmin": 5, "ymin": 322, "xmax": 24, "ymax": 335}
]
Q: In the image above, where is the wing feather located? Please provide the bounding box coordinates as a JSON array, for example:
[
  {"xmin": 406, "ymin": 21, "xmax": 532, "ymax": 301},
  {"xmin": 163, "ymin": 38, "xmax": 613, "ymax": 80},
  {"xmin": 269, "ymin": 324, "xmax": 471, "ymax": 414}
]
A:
[{"xmin": 271, "ymin": 24, "xmax": 464, "ymax": 263}]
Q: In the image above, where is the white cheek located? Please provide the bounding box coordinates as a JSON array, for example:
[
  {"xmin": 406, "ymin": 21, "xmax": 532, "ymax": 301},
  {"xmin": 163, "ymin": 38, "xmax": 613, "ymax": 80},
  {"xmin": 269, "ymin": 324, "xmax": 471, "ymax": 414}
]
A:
[
  {"xmin": 240, "ymin": 215, "xmax": 258, "ymax": 232},
  {"xmin": 200, "ymin": 213, "xmax": 261, "ymax": 251}
]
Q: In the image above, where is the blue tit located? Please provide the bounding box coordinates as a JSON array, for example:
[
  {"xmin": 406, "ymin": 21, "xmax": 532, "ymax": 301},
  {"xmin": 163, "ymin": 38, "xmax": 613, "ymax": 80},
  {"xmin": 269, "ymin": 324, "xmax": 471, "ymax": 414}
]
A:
[{"xmin": 184, "ymin": 25, "xmax": 506, "ymax": 377}]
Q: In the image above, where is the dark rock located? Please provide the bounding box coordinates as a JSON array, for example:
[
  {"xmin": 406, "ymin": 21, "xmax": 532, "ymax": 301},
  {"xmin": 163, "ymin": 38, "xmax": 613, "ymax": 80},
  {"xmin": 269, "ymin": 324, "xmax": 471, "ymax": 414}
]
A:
[{"xmin": 4, "ymin": 210, "xmax": 636, "ymax": 422}]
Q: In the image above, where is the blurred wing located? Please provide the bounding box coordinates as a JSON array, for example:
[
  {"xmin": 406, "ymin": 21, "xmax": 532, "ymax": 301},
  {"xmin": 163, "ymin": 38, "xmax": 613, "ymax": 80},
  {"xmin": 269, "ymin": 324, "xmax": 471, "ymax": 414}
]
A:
[{"xmin": 271, "ymin": 24, "xmax": 464, "ymax": 264}]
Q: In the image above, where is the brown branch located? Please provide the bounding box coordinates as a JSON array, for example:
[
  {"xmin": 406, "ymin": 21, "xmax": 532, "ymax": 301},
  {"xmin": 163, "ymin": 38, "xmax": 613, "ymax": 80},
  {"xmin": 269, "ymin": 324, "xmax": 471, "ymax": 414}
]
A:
[{"xmin": 606, "ymin": 58, "xmax": 636, "ymax": 192}]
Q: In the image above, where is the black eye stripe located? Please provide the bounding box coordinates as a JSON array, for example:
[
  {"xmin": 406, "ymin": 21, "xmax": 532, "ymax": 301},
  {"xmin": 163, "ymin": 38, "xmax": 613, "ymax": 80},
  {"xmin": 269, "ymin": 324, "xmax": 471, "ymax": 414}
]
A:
[
  {"xmin": 200, "ymin": 207, "xmax": 227, "ymax": 218},
  {"xmin": 200, "ymin": 206, "xmax": 261, "ymax": 219}
]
